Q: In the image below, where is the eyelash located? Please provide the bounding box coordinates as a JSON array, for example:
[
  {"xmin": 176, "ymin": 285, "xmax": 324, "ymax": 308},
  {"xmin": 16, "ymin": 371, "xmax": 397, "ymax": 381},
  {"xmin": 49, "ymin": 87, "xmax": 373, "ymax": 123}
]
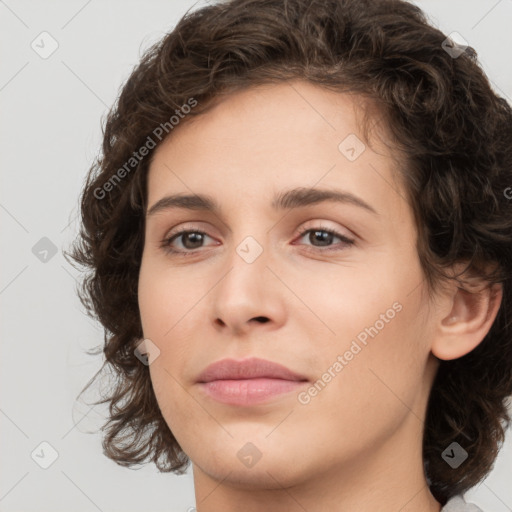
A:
[{"xmin": 160, "ymin": 225, "xmax": 355, "ymax": 257}]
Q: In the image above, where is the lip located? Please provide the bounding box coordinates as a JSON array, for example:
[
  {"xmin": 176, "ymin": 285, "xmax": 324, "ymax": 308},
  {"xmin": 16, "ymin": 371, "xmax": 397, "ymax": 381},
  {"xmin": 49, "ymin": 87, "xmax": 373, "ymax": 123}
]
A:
[{"xmin": 196, "ymin": 357, "xmax": 309, "ymax": 406}]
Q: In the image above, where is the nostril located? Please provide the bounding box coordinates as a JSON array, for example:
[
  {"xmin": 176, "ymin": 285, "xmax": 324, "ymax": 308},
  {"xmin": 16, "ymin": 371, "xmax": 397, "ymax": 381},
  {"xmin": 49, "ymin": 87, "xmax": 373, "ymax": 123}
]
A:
[{"xmin": 253, "ymin": 316, "xmax": 269, "ymax": 323}]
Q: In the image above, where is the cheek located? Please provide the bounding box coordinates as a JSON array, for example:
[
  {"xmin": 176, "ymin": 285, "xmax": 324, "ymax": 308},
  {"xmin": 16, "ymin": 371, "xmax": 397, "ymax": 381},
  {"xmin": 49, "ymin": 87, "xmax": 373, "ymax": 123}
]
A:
[
  {"xmin": 138, "ymin": 261, "xmax": 202, "ymax": 391},
  {"xmin": 336, "ymin": 295, "xmax": 430, "ymax": 422},
  {"xmin": 304, "ymin": 265, "xmax": 430, "ymax": 419},
  {"xmin": 148, "ymin": 361, "xmax": 199, "ymax": 451},
  {"xmin": 299, "ymin": 306, "xmax": 430, "ymax": 450},
  {"xmin": 138, "ymin": 258, "xmax": 194, "ymax": 338}
]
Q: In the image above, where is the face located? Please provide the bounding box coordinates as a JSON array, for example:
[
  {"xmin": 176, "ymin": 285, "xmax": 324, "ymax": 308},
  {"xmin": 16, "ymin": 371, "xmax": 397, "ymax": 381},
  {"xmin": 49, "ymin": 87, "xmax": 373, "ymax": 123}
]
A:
[{"xmin": 138, "ymin": 81, "xmax": 439, "ymax": 492}]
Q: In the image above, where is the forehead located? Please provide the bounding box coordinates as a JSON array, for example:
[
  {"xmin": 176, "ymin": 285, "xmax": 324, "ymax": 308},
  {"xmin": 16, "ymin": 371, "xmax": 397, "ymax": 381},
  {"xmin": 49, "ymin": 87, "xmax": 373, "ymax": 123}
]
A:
[{"xmin": 147, "ymin": 80, "xmax": 406, "ymax": 219}]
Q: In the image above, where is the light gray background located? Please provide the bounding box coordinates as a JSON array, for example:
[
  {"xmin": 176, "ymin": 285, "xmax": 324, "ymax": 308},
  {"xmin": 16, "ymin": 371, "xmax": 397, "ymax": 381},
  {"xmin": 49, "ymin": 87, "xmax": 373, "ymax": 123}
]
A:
[{"xmin": 1, "ymin": 1, "xmax": 511, "ymax": 511}]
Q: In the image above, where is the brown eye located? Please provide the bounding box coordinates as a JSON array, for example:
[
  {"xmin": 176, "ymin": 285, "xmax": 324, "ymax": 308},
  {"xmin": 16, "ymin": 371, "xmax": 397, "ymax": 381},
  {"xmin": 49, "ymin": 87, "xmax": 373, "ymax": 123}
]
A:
[
  {"xmin": 161, "ymin": 229, "xmax": 216, "ymax": 255},
  {"xmin": 295, "ymin": 226, "xmax": 355, "ymax": 251},
  {"xmin": 176, "ymin": 231, "xmax": 206, "ymax": 250}
]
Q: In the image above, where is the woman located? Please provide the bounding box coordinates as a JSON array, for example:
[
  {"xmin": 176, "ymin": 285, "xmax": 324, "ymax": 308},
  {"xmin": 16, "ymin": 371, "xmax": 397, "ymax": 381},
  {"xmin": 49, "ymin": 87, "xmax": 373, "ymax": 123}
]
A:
[{"xmin": 66, "ymin": 0, "xmax": 512, "ymax": 510}]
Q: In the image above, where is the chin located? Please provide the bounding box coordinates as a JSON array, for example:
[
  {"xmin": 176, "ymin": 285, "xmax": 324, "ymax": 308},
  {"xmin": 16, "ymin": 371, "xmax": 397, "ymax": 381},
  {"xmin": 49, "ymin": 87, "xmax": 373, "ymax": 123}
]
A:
[{"xmin": 195, "ymin": 454, "xmax": 305, "ymax": 491}]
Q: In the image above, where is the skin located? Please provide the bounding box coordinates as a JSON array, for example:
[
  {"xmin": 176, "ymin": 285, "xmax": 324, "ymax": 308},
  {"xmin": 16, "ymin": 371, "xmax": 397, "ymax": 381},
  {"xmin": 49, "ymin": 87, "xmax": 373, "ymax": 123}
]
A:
[{"xmin": 138, "ymin": 80, "xmax": 502, "ymax": 512}]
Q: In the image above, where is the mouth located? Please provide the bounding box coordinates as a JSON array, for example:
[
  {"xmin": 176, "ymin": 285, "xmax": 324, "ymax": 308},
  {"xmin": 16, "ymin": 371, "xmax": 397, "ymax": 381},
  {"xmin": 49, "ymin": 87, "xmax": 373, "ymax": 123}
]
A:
[{"xmin": 196, "ymin": 357, "xmax": 309, "ymax": 406}]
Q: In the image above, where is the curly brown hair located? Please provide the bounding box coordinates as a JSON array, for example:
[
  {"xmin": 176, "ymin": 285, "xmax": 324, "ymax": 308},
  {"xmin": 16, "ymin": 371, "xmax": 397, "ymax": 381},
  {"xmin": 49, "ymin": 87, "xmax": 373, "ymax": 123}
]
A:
[{"xmin": 64, "ymin": 0, "xmax": 512, "ymax": 505}]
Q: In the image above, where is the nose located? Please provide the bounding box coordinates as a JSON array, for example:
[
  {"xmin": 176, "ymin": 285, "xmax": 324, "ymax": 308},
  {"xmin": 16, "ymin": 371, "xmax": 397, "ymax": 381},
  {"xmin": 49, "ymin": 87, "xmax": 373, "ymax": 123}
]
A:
[{"xmin": 210, "ymin": 243, "xmax": 287, "ymax": 337}]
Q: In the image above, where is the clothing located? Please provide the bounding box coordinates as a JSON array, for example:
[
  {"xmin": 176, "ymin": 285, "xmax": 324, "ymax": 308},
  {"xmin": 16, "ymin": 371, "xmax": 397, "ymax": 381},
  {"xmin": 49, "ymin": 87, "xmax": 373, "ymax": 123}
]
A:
[{"xmin": 440, "ymin": 495, "xmax": 483, "ymax": 511}]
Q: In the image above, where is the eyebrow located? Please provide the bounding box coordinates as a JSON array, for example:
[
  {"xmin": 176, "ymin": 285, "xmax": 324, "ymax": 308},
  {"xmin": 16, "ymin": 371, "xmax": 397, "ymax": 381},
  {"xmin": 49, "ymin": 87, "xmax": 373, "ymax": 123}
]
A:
[{"xmin": 146, "ymin": 187, "xmax": 378, "ymax": 217}]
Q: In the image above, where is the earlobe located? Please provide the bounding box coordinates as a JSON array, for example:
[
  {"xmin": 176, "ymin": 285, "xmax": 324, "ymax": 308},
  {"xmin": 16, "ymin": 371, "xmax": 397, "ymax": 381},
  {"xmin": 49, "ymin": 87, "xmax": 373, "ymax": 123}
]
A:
[{"xmin": 431, "ymin": 281, "xmax": 503, "ymax": 361}]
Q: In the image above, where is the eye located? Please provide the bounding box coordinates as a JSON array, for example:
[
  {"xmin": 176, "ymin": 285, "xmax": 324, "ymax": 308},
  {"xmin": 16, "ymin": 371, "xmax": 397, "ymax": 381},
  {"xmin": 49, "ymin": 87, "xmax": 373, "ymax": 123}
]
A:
[
  {"xmin": 160, "ymin": 224, "xmax": 355, "ymax": 257},
  {"xmin": 294, "ymin": 225, "xmax": 355, "ymax": 252},
  {"xmin": 160, "ymin": 228, "xmax": 217, "ymax": 256}
]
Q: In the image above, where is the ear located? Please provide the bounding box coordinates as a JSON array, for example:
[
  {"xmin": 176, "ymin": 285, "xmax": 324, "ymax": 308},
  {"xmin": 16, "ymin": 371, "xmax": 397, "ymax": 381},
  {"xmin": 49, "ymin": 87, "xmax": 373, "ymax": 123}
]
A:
[{"xmin": 430, "ymin": 271, "xmax": 503, "ymax": 361}]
